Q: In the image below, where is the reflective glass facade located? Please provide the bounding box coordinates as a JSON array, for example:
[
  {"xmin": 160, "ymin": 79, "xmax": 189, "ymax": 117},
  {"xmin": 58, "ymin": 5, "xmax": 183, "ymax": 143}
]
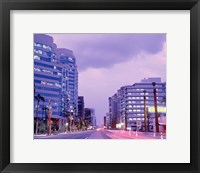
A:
[{"xmin": 34, "ymin": 34, "xmax": 78, "ymax": 128}]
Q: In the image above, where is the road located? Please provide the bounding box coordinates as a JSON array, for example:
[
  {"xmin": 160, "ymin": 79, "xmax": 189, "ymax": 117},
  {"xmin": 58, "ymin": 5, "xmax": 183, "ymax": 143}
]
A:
[{"xmin": 34, "ymin": 129, "xmax": 166, "ymax": 139}]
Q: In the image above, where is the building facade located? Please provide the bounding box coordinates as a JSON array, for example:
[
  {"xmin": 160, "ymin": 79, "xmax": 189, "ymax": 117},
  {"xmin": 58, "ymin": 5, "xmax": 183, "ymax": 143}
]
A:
[
  {"xmin": 84, "ymin": 108, "xmax": 96, "ymax": 128},
  {"xmin": 78, "ymin": 96, "xmax": 85, "ymax": 120},
  {"xmin": 108, "ymin": 94, "xmax": 118, "ymax": 129},
  {"xmin": 108, "ymin": 78, "xmax": 166, "ymax": 132},
  {"xmin": 34, "ymin": 34, "xmax": 78, "ymax": 132},
  {"xmin": 104, "ymin": 113, "xmax": 111, "ymax": 129}
]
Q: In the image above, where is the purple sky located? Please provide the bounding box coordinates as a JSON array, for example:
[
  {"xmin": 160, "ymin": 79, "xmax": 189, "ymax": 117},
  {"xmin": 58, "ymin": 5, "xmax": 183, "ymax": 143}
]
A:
[{"xmin": 48, "ymin": 34, "xmax": 166, "ymax": 126}]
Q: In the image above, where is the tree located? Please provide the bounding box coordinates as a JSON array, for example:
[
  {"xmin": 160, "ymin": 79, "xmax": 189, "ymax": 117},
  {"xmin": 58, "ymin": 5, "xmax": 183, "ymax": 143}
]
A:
[
  {"xmin": 143, "ymin": 90, "xmax": 147, "ymax": 132},
  {"xmin": 152, "ymin": 82, "xmax": 159, "ymax": 133},
  {"xmin": 34, "ymin": 94, "xmax": 45, "ymax": 135}
]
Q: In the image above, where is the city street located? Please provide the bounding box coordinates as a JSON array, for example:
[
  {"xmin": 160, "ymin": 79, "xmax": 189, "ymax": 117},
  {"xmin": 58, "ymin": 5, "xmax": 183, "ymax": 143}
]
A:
[{"xmin": 34, "ymin": 129, "xmax": 166, "ymax": 139}]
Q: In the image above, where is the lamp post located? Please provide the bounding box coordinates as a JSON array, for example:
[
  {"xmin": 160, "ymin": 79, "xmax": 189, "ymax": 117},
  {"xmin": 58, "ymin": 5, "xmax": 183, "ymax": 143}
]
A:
[
  {"xmin": 65, "ymin": 122, "xmax": 69, "ymax": 133},
  {"xmin": 152, "ymin": 82, "xmax": 159, "ymax": 133},
  {"xmin": 143, "ymin": 90, "xmax": 147, "ymax": 132}
]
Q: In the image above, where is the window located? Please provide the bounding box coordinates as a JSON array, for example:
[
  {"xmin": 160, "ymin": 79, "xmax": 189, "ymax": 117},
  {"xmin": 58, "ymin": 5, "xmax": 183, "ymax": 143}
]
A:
[
  {"xmin": 34, "ymin": 55, "xmax": 40, "ymax": 60},
  {"xmin": 34, "ymin": 42, "xmax": 42, "ymax": 47},
  {"xmin": 41, "ymin": 81, "xmax": 46, "ymax": 85},
  {"xmin": 34, "ymin": 68, "xmax": 41, "ymax": 72},
  {"xmin": 47, "ymin": 82, "xmax": 53, "ymax": 86},
  {"xmin": 68, "ymin": 57, "xmax": 73, "ymax": 61},
  {"xmin": 34, "ymin": 49, "xmax": 42, "ymax": 54},
  {"xmin": 55, "ymin": 83, "xmax": 61, "ymax": 88}
]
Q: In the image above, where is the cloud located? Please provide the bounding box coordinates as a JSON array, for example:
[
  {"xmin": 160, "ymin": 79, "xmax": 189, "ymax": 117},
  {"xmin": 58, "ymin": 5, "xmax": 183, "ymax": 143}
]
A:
[{"xmin": 48, "ymin": 34, "xmax": 166, "ymax": 72}]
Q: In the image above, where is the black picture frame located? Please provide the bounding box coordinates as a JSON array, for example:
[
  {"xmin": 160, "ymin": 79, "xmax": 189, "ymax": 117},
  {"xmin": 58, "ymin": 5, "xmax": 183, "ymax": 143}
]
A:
[{"xmin": 0, "ymin": 0, "xmax": 200, "ymax": 173}]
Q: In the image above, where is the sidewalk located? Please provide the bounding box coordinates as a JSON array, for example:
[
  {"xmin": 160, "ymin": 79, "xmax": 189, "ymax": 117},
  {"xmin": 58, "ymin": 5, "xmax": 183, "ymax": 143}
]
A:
[
  {"xmin": 34, "ymin": 129, "xmax": 92, "ymax": 137},
  {"xmin": 106, "ymin": 130, "xmax": 166, "ymax": 139}
]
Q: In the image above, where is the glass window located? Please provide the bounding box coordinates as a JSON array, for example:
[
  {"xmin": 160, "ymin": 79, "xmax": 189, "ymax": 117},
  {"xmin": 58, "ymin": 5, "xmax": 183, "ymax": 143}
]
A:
[{"xmin": 34, "ymin": 55, "xmax": 40, "ymax": 60}]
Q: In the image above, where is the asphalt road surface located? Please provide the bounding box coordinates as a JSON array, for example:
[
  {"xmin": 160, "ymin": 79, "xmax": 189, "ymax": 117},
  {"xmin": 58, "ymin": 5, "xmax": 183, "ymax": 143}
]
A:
[{"xmin": 34, "ymin": 129, "xmax": 166, "ymax": 139}]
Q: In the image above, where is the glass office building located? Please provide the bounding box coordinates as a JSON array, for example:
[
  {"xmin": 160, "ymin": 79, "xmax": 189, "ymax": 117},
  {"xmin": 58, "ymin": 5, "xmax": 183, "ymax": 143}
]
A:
[
  {"xmin": 34, "ymin": 34, "xmax": 78, "ymax": 131},
  {"xmin": 108, "ymin": 78, "xmax": 166, "ymax": 132}
]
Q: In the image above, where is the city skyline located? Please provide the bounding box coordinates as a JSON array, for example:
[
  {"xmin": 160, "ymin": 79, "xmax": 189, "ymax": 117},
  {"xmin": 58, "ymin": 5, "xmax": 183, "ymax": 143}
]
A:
[{"xmin": 48, "ymin": 33, "xmax": 166, "ymax": 126}]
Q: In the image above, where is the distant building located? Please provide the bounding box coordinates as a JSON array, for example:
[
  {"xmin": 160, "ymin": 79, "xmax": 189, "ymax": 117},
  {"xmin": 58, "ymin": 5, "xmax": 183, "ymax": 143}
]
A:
[
  {"xmin": 84, "ymin": 108, "xmax": 96, "ymax": 128},
  {"xmin": 78, "ymin": 96, "xmax": 84, "ymax": 120},
  {"xmin": 108, "ymin": 78, "xmax": 166, "ymax": 132},
  {"xmin": 109, "ymin": 94, "xmax": 118, "ymax": 129},
  {"xmin": 105, "ymin": 113, "xmax": 111, "ymax": 129},
  {"xmin": 103, "ymin": 116, "xmax": 106, "ymax": 128}
]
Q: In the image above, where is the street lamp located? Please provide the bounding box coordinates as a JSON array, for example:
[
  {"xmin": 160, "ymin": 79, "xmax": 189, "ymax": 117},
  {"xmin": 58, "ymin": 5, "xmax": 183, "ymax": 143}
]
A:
[
  {"xmin": 143, "ymin": 90, "xmax": 147, "ymax": 132},
  {"xmin": 65, "ymin": 122, "xmax": 69, "ymax": 133},
  {"xmin": 152, "ymin": 82, "xmax": 159, "ymax": 133}
]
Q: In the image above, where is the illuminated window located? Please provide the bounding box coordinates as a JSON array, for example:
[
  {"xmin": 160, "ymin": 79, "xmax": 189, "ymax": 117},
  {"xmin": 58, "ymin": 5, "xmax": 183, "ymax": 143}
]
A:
[
  {"xmin": 68, "ymin": 57, "xmax": 73, "ymax": 61},
  {"xmin": 34, "ymin": 55, "xmax": 40, "ymax": 60}
]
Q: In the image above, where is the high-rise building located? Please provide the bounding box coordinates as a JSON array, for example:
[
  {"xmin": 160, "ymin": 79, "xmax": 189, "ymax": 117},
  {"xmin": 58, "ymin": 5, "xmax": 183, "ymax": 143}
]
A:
[
  {"xmin": 34, "ymin": 34, "xmax": 78, "ymax": 132},
  {"xmin": 108, "ymin": 78, "xmax": 166, "ymax": 132},
  {"xmin": 57, "ymin": 48, "xmax": 78, "ymax": 120},
  {"xmin": 78, "ymin": 96, "xmax": 84, "ymax": 120}
]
